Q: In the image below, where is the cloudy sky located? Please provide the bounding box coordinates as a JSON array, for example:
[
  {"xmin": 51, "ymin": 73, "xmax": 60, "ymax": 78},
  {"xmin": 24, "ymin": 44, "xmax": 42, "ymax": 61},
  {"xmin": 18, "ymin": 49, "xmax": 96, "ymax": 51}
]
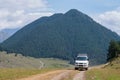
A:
[{"xmin": 0, "ymin": 0, "xmax": 120, "ymax": 35}]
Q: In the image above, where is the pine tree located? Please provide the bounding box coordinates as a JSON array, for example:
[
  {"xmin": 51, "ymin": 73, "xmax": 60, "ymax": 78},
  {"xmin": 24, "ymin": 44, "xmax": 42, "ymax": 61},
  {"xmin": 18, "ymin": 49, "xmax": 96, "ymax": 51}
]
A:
[{"xmin": 107, "ymin": 40, "xmax": 120, "ymax": 61}]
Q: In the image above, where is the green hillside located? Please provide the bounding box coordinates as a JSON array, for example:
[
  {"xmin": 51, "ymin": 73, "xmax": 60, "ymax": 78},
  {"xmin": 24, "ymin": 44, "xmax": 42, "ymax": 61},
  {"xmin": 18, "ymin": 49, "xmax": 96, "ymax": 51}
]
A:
[
  {"xmin": 1, "ymin": 9, "xmax": 120, "ymax": 65},
  {"xmin": 0, "ymin": 51, "xmax": 73, "ymax": 69}
]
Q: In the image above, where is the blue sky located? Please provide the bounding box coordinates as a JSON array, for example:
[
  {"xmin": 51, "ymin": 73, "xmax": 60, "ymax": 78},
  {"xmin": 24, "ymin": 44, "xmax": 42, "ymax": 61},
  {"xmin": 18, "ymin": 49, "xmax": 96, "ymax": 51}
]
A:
[
  {"xmin": 48, "ymin": 0, "xmax": 119, "ymax": 14},
  {"xmin": 48, "ymin": 0, "xmax": 120, "ymax": 13},
  {"xmin": 0, "ymin": 0, "xmax": 120, "ymax": 35}
]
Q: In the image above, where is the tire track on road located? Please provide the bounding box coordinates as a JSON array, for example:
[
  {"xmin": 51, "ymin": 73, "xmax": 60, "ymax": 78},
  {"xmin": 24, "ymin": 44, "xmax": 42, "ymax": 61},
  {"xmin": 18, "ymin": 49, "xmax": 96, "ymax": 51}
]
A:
[
  {"xmin": 51, "ymin": 70, "xmax": 72, "ymax": 80},
  {"xmin": 73, "ymin": 71, "xmax": 85, "ymax": 80}
]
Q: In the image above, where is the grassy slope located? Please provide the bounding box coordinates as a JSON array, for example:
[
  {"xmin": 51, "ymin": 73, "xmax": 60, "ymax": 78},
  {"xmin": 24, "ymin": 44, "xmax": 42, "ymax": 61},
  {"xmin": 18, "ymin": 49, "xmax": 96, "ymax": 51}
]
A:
[
  {"xmin": 105, "ymin": 57, "xmax": 120, "ymax": 69},
  {"xmin": 0, "ymin": 51, "xmax": 73, "ymax": 69},
  {"xmin": 40, "ymin": 58, "xmax": 74, "ymax": 69},
  {"xmin": 86, "ymin": 57, "xmax": 120, "ymax": 80},
  {"xmin": 0, "ymin": 51, "xmax": 74, "ymax": 80},
  {"xmin": 0, "ymin": 51, "xmax": 41, "ymax": 69}
]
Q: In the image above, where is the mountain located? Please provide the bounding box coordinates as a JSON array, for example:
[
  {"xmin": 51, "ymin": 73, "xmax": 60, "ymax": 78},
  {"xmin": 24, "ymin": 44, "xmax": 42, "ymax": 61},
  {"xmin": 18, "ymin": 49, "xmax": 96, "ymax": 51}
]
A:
[
  {"xmin": 1, "ymin": 9, "xmax": 120, "ymax": 65},
  {"xmin": 0, "ymin": 31, "xmax": 9, "ymax": 43},
  {"xmin": 2, "ymin": 28, "xmax": 19, "ymax": 35},
  {"xmin": 0, "ymin": 28, "xmax": 19, "ymax": 43}
]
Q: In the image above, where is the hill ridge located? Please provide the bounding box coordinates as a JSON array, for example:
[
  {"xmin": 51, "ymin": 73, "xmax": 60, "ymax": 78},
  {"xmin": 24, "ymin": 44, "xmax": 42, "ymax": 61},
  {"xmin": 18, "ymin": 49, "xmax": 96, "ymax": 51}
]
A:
[{"xmin": 1, "ymin": 9, "xmax": 120, "ymax": 65}]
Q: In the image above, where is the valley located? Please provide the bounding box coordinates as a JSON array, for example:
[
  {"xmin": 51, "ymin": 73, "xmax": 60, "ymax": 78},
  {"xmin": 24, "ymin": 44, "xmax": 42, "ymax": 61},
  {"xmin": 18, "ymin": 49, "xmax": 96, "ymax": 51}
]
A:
[{"xmin": 0, "ymin": 9, "xmax": 120, "ymax": 80}]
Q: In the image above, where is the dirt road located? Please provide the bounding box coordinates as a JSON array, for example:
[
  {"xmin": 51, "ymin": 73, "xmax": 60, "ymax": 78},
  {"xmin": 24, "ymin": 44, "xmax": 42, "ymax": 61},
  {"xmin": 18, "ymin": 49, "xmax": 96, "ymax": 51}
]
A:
[
  {"xmin": 18, "ymin": 70, "xmax": 70, "ymax": 80},
  {"xmin": 17, "ymin": 69, "xmax": 86, "ymax": 80},
  {"xmin": 73, "ymin": 71, "xmax": 86, "ymax": 80},
  {"xmin": 51, "ymin": 70, "xmax": 72, "ymax": 80},
  {"xmin": 18, "ymin": 65, "xmax": 105, "ymax": 80}
]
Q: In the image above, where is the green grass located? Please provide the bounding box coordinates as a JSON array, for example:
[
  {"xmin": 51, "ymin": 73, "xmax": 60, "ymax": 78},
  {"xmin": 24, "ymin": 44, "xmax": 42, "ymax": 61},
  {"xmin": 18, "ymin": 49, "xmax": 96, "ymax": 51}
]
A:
[
  {"xmin": 0, "ymin": 68, "xmax": 58, "ymax": 80},
  {"xmin": 40, "ymin": 58, "xmax": 74, "ymax": 69},
  {"xmin": 86, "ymin": 57, "xmax": 120, "ymax": 80},
  {"xmin": 86, "ymin": 68, "xmax": 120, "ymax": 80},
  {"xmin": 105, "ymin": 57, "xmax": 120, "ymax": 69},
  {"xmin": 0, "ymin": 51, "xmax": 42, "ymax": 68}
]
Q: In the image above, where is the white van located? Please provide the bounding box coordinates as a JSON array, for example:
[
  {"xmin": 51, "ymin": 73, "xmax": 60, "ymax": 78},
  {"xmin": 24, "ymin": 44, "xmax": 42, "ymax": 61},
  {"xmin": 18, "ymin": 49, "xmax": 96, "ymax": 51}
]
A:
[{"xmin": 75, "ymin": 54, "xmax": 89, "ymax": 70}]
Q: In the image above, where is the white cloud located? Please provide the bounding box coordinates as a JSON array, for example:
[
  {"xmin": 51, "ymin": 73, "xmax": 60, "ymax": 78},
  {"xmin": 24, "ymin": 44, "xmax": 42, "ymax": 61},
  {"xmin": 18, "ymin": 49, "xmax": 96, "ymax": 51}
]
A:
[
  {"xmin": 0, "ymin": 0, "xmax": 53, "ymax": 30},
  {"xmin": 93, "ymin": 7, "xmax": 120, "ymax": 35}
]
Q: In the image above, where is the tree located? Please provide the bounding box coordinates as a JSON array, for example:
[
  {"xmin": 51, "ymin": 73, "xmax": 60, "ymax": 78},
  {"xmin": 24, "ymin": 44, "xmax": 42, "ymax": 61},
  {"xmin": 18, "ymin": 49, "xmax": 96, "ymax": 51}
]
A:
[{"xmin": 107, "ymin": 40, "xmax": 120, "ymax": 61}]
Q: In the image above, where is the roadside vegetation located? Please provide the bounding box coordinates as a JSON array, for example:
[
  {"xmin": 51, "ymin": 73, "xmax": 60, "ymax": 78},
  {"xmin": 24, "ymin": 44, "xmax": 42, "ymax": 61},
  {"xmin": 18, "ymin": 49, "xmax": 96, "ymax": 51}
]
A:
[
  {"xmin": 86, "ymin": 40, "xmax": 120, "ymax": 80},
  {"xmin": 0, "ymin": 68, "xmax": 57, "ymax": 80},
  {"xmin": 86, "ymin": 57, "xmax": 120, "ymax": 80},
  {"xmin": 107, "ymin": 40, "xmax": 120, "ymax": 61},
  {"xmin": 86, "ymin": 68, "xmax": 120, "ymax": 80}
]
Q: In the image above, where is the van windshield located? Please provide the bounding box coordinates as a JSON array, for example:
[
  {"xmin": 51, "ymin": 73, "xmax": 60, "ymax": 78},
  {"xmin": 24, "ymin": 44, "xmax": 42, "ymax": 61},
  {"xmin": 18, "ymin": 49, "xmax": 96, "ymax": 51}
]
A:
[{"xmin": 76, "ymin": 57, "xmax": 88, "ymax": 60}]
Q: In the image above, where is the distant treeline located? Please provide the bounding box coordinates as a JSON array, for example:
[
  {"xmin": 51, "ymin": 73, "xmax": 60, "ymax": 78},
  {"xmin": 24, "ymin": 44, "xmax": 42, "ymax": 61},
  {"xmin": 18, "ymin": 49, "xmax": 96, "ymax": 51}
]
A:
[{"xmin": 108, "ymin": 40, "xmax": 120, "ymax": 61}]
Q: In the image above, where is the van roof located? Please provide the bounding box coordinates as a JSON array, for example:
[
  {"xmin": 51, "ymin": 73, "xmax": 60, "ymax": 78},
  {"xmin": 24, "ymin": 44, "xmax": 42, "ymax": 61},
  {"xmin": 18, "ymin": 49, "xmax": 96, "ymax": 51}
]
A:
[{"xmin": 77, "ymin": 54, "xmax": 88, "ymax": 57}]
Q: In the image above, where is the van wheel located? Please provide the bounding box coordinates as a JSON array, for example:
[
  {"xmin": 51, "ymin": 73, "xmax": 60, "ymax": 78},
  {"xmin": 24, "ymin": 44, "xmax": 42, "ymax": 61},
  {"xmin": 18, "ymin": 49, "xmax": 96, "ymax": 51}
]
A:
[
  {"xmin": 85, "ymin": 68, "xmax": 88, "ymax": 70},
  {"xmin": 75, "ymin": 67, "xmax": 78, "ymax": 70}
]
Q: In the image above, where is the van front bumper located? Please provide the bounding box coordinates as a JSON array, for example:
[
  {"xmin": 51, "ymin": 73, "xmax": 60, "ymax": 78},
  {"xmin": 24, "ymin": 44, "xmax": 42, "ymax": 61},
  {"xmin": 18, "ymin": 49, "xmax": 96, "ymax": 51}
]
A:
[{"xmin": 75, "ymin": 63, "xmax": 88, "ymax": 68}]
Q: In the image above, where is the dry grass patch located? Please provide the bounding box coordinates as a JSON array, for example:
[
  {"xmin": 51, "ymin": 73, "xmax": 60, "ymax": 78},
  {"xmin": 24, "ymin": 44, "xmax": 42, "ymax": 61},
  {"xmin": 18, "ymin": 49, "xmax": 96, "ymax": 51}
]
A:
[
  {"xmin": 0, "ymin": 68, "xmax": 56, "ymax": 80},
  {"xmin": 86, "ymin": 68, "xmax": 120, "ymax": 80}
]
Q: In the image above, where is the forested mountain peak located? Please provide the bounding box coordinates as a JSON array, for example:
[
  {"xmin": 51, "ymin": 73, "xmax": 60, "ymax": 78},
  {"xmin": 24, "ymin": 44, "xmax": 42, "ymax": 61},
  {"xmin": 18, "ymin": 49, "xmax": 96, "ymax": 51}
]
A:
[
  {"xmin": 65, "ymin": 9, "xmax": 82, "ymax": 15},
  {"xmin": 1, "ymin": 9, "xmax": 120, "ymax": 65}
]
